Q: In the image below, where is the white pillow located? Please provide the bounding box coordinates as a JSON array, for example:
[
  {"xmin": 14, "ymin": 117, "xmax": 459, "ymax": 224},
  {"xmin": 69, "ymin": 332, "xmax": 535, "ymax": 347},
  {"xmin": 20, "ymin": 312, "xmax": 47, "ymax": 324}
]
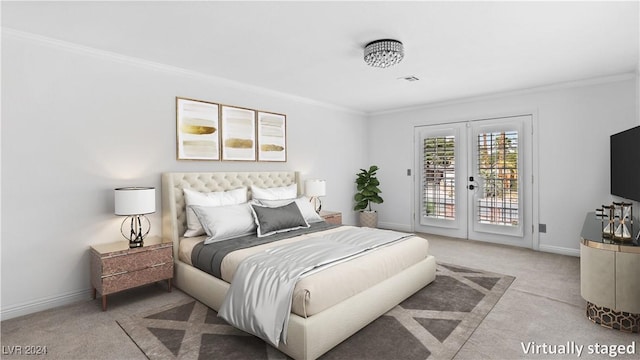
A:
[
  {"xmin": 190, "ymin": 203, "xmax": 256, "ymax": 244},
  {"xmin": 252, "ymin": 196, "xmax": 324, "ymax": 224},
  {"xmin": 251, "ymin": 183, "xmax": 297, "ymax": 200},
  {"xmin": 183, "ymin": 187, "xmax": 247, "ymax": 237}
]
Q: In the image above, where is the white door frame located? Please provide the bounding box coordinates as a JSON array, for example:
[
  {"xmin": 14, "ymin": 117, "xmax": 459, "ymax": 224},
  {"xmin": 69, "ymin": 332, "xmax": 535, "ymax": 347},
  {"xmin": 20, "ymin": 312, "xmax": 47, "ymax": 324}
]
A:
[
  {"xmin": 413, "ymin": 124, "xmax": 468, "ymax": 239},
  {"xmin": 412, "ymin": 112, "xmax": 540, "ymax": 250}
]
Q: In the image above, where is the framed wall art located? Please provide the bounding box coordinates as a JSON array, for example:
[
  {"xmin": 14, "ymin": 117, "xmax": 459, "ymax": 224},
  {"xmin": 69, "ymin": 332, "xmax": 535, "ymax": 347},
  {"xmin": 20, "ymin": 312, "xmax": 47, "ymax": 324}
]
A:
[
  {"xmin": 176, "ymin": 97, "xmax": 220, "ymax": 160},
  {"xmin": 257, "ymin": 111, "xmax": 287, "ymax": 162},
  {"xmin": 221, "ymin": 105, "xmax": 256, "ymax": 161}
]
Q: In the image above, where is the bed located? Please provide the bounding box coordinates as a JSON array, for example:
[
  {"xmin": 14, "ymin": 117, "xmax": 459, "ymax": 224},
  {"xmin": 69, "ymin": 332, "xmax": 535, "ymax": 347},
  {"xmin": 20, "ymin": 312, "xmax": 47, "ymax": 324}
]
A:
[{"xmin": 161, "ymin": 171, "xmax": 436, "ymax": 359}]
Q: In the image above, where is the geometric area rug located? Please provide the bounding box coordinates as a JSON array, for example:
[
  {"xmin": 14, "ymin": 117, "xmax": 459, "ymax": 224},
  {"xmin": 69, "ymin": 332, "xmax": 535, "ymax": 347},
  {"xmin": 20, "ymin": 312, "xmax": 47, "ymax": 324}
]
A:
[{"xmin": 117, "ymin": 263, "xmax": 514, "ymax": 360}]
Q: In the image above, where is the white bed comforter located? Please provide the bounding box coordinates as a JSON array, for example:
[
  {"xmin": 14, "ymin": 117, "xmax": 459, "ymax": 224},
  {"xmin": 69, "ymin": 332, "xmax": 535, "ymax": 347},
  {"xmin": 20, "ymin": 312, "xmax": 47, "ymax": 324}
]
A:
[{"xmin": 218, "ymin": 227, "xmax": 413, "ymax": 346}]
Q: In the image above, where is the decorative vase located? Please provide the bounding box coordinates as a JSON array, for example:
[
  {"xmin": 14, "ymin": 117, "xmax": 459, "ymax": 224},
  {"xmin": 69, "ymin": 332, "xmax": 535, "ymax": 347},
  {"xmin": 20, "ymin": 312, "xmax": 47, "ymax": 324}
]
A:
[{"xmin": 359, "ymin": 211, "xmax": 378, "ymax": 228}]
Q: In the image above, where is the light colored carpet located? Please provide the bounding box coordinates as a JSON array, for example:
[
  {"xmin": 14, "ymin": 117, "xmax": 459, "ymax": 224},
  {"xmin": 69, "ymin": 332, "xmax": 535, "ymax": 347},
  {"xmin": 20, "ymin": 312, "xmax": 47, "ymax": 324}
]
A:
[
  {"xmin": 116, "ymin": 264, "xmax": 514, "ymax": 359},
  {"xmin": 1, "ymin": 234, "xmax": 638, "ymax": 359},
  {"xmin": 424, "ymin": 235, "xmax": 639, "ymax": 360}
]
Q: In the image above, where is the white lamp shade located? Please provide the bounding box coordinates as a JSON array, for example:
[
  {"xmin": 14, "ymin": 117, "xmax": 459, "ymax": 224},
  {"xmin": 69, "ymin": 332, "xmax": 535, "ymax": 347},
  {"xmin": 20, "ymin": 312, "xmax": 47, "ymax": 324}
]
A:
[
  {"xmin": 305, "ymin": 179, "xmax": 326, "ymax": 197},
  {"xmin": 114, "ymin": 187, "xmax": 156, "ymax": 215}
]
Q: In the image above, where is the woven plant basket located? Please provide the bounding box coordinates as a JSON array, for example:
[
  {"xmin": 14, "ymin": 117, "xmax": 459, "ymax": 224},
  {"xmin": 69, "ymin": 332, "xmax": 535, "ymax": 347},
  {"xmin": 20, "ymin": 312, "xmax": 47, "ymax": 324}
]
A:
[{"xmin": 359, "ymin": 211, "xmax": 378, "ymax": 228}]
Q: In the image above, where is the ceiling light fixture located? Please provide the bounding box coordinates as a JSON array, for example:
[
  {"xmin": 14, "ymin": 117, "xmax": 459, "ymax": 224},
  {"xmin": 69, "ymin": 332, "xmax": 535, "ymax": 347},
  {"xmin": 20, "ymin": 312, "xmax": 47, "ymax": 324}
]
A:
[{"xmin": 364, "ymin": 39, "xmax": 404, "ymax": 68}]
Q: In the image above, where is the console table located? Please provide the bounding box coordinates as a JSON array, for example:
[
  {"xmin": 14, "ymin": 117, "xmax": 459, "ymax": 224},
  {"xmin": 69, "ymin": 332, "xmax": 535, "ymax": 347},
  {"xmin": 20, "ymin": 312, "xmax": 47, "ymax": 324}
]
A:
[{"xmin": 580, "ymin": 212, "xmax": 640, "ymax": 332}]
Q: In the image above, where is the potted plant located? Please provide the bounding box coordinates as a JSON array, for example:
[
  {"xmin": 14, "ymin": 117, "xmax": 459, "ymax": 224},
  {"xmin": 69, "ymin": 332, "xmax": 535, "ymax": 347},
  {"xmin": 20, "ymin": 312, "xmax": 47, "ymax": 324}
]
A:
[{"xmin": 354, "ymin": 165, "xmax": 384, "ymax": 227}]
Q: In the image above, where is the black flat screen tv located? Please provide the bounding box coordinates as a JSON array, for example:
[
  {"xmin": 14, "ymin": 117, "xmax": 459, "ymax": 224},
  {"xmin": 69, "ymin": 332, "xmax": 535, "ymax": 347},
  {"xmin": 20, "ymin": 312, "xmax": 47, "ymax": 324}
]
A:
[{"xmin": 610, "ymin": 125, "xmax": 640, "ymax": 202}]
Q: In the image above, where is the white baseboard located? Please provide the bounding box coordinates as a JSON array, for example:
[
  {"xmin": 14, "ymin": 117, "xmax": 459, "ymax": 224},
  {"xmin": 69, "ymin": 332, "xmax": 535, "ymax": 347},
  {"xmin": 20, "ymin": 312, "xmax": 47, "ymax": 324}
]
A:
[
  {"xmin": 0, "ymin": 288, "xmax": 92, "ymax": 321},
  {"xmin": 538, "ymin": 244, "xmax": 580, "ymax": 257},
  {"xmin": 378, "ymin": 222, "xmax": 413, "ymax": 232}
]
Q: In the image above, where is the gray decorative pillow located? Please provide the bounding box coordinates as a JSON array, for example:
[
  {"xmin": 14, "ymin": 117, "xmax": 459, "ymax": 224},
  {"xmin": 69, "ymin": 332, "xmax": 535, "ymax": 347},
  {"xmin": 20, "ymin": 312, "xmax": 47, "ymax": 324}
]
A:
[
  {"xmin": 250, "ymin": 202, "xmax": 310, "ymax": 237},
  {"xmin": 251, "ymin": 196, "xmax": 324, "ymax": 224}
]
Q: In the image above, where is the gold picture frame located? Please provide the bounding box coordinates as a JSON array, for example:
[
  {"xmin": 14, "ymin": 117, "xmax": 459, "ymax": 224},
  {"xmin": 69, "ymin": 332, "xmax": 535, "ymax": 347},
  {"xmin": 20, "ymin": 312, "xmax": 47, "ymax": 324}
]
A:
[
  {"xmin": 257, "ymin": 111, "xmax": 287, "ymax": 162},
  {"xmin": 176, "ymin": 97, "xmax": 220, "ymax": 160},
  {"xmin": 221, "ymin": 105, "xmax": 257, "ymax": 161}
]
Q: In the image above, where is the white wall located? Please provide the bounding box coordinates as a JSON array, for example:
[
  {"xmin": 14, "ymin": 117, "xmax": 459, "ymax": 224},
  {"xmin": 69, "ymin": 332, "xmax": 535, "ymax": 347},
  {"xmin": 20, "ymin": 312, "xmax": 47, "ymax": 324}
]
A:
[
  {"xmin": 2, "ymin": 30, "xmax": 638, "ymax": 321},
  {"xmin": 0, "ymin": 32, "xmax": 367, "ymax": 319},
  {"xmin": 367, "ymin": 76, "xmax": 639, "ymax": 255}
]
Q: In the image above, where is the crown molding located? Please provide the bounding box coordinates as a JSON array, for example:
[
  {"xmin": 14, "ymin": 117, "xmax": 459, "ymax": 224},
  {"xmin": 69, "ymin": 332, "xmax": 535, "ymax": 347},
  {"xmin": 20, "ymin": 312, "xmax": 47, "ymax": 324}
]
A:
[
  {"xmin": 2, "ymin": 27, "xmax": 365, "ymax": 117},
  {"xmin": 4, "ymin": 27, "xmax": 633, "ymax": 119},
  {"xmin": 370, "ymin": 73, "xmax": 637, "ymax": 117}
]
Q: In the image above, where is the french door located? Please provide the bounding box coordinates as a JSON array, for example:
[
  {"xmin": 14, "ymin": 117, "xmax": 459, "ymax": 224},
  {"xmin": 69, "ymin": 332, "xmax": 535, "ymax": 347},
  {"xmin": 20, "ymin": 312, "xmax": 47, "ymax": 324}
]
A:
[{"xmin": 413, "ymin": 115, "xmax": 533, "ymax": 248}]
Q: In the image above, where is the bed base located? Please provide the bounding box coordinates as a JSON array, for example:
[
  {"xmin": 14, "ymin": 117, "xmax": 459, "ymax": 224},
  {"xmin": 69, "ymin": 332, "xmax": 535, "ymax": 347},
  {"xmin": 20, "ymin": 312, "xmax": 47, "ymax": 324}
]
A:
[{"xmin": 174, "ymin": 256, "xmax": 436, "ymax": 360}]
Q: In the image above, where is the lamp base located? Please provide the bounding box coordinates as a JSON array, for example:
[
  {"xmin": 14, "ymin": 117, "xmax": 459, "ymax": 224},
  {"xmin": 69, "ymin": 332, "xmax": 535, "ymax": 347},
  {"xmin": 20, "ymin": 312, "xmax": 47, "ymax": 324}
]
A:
[
  {"xmin": 121, "ymin": 215, "xmax": 150, "ymax": 248},
  {"xmin": 310, "ymin": 196, "xmax": 322, "ymax": 213},
  {"xmin": 129, "ymin": 239, "xmax": 144, "ymax": 248}
]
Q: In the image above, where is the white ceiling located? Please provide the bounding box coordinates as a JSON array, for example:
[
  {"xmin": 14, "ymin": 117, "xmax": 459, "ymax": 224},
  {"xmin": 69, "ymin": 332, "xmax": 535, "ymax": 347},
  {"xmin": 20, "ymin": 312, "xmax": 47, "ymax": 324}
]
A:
[{"xmin": 3, "ymin": 1, "xmax": 639, "ymax": 114}]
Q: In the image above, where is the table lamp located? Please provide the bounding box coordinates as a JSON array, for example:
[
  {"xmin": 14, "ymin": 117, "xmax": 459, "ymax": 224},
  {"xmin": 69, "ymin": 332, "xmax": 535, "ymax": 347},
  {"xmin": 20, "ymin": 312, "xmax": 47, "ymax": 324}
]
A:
[
  {"xmin": 114, "ymin": 187, "xmax": 155, "ymax": 248},
  {"xmin": 305, "ymin": 179, "xmax": 326, "ymax": 213}
]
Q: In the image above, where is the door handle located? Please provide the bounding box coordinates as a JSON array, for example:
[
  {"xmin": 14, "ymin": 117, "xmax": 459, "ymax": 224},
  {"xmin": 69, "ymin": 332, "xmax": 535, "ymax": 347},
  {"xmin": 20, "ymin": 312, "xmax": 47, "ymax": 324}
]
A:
[{"xmin": 468, "ymin": 176, "xmax": 480, "ymax": 191}]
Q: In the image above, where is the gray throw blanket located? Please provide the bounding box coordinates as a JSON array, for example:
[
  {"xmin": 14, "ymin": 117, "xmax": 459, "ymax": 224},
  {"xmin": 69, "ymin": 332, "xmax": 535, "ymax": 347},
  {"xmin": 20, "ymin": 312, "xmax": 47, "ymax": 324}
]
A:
[{"xmin": 218, "ymin": 227, "xmax": 414, "ymax": 346}]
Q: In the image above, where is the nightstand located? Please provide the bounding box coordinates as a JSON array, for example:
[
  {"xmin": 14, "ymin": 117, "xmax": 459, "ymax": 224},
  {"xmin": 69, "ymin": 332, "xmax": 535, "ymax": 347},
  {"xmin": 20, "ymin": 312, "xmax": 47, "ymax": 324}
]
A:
[
  {"xmin": 320, "ymin": 210, "xmax": 342, "ymax": 225},
  {"xmin": 90, "ymin": 236, "xmax": 173, "ymax": 311}
]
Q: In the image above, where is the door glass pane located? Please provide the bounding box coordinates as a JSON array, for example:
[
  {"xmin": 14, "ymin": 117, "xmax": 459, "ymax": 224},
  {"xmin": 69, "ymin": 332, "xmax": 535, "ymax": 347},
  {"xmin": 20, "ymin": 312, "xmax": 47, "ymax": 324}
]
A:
[
  {"xmin": 423, "ymin": 136, "xmax": 456, "ymax": 219},
  {"xmin": 476, "ymin": 131, "xmax": 519, "ymax": 226}
]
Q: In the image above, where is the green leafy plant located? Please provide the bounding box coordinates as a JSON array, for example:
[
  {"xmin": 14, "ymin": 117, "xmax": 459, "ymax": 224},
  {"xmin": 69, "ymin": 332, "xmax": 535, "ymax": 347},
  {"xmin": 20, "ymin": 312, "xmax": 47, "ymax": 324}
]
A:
[{"xmin": 353, "ymin": 165, "xmax": 384, "ymax": 211}]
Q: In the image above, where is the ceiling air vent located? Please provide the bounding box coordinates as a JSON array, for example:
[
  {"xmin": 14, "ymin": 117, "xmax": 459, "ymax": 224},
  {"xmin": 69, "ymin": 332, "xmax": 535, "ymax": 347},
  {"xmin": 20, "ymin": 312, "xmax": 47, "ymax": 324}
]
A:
[{"xmin": 399, "ymin": 75, "xmax": 419, "ymax": 82}]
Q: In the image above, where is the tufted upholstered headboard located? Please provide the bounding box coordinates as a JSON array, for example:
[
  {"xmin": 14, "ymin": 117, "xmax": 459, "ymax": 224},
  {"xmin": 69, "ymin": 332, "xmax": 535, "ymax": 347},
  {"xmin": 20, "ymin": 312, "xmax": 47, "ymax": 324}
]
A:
[{"xmin": 161, "ymin": 171, "xmax": 300, "ymax": 259}]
